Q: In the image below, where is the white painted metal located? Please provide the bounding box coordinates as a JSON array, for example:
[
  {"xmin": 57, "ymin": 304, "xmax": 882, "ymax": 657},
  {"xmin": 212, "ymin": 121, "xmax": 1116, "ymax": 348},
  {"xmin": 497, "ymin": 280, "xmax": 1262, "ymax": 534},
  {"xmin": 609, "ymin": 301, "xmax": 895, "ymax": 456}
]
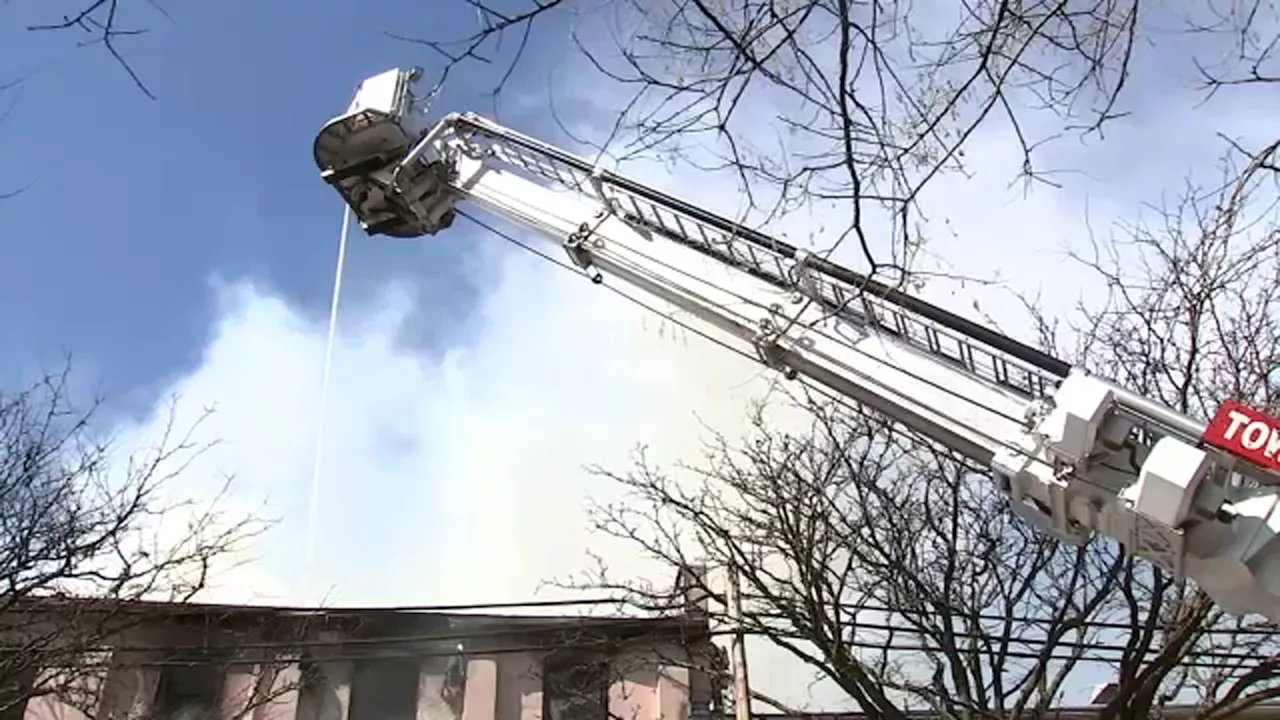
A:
[{"xmin": 314, "ymin": 68, "xmax": 1280, "ymax": 622}]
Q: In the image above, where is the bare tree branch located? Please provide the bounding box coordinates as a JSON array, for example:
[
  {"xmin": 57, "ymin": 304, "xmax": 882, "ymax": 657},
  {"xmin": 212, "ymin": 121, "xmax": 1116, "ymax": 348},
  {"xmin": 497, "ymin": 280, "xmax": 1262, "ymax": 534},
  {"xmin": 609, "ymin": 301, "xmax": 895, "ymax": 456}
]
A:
[
  {"xmin": 0, "ymin": 359, "xmax": 269, "ymax": 717},
  {"xmin": 411, "ymin": 0, "xmax": 1144, "ymax": 284},
  {"xmin": 26, "ymin": 0, "xmax": 173, "ymax": 99}
]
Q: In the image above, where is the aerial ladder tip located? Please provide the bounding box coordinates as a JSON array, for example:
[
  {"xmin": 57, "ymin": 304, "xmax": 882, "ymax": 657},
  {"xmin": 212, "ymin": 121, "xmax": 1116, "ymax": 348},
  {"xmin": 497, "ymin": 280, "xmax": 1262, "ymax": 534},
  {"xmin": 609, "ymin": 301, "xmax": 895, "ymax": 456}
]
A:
[{"xmin": 314, "ymin": 68, "xmax": 456, "ymax": 238}]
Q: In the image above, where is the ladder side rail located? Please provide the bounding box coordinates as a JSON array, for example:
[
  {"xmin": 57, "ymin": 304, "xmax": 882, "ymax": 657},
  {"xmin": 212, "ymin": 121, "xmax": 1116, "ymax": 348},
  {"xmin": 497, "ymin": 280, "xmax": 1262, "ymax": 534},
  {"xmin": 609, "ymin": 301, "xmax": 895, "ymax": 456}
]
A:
[
  {"xmin": 449, "ymin": 120, "xmax": 1066, "ymax": 401},
  {"xmin": 625, "ymin": 212, "xmax": 1055, "ymax": 400},
  {"xmin": 450, "ymin": 115, "xmax": 1072, "ymax": 376},
  {"xmin": 446, "ymin": 151, "xmax": 1045, "ymax": 470},
  {"xmin": 447, "ymin": 119, "xmax": 1280, "ymax": 490}
]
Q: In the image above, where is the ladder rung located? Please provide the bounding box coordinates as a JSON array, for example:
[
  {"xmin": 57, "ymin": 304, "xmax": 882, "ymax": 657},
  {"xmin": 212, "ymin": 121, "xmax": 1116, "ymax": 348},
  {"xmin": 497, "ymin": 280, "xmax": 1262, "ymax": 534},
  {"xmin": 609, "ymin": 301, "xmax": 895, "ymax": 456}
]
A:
[{"xmin": 462, "ymin": 129, "xmax": 1060, "ymax": 400}]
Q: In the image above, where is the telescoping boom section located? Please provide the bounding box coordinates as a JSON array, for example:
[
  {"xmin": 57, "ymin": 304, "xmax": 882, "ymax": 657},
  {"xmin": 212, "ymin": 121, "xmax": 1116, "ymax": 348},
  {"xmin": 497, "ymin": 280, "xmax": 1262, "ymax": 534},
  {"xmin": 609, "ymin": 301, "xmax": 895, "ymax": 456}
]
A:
[{"xmin": 314, "ymin": 68, "xmax": 1280, "ymax": 621}]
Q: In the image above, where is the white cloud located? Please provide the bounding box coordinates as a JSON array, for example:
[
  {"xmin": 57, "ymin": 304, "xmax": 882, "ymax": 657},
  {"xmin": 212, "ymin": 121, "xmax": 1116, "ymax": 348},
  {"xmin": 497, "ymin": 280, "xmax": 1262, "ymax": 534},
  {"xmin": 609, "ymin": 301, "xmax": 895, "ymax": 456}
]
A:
[
  {"xmin": 107, "ymin": 221, "xmax": 838, "ymax": 702},
  {"xmin": 108, "ymin": 237, "xmax": 775, "ymax": 602}
]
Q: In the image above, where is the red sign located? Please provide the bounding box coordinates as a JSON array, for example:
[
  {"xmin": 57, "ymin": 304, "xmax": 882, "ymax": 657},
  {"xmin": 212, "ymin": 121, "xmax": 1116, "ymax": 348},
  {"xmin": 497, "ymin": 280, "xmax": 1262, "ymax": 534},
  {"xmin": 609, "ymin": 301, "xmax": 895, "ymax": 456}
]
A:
[{"xmin": 1203, "ymin": 400, "xmax": 1280, "ymax": 472}]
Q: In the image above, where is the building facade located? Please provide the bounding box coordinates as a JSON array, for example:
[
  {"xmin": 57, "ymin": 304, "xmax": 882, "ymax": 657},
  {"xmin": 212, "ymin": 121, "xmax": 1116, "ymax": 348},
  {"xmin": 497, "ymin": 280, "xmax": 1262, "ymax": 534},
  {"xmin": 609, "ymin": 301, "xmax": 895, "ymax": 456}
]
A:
[{"xmin": 6, "ymin": 599, "xmax": 719, "ymax": 720}]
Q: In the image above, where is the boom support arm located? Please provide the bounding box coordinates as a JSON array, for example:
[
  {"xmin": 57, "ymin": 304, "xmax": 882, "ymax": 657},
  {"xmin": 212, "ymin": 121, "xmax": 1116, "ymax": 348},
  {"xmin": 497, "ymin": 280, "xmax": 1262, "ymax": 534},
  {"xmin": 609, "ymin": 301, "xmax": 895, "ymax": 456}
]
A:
[{"xmin": 314, "ymin": 68, "xmax": 1280, "ymax": 622}]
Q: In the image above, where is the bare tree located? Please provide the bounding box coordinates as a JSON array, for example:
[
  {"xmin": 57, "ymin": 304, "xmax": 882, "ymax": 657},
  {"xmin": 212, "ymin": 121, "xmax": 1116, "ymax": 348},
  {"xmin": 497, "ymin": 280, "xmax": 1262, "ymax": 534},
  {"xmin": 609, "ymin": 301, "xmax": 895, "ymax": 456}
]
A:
[
  {"xmin": 1028, "ymin": 139, "xmax": 1280, "ymax": 423},
  {"xmin": 561, "ymin": 395, "xmax": 1111, "ymax": 719},
  {"xmin": 1190, "ymin": 1, "xmax": 1280, "ymax": 95},
  {"xmin": 0, "ymin": 362, "xmax": 267, "ymax": 719},
  {"xmin": 549, "ymin": 137, "xmax": 1280, "ymax": 719},
  {"xmin": 404, "ymin": 1, "xmax": 1280, "ymax": 285},
  {"xmin": 564, "ymin": 398, "xmax": 1279, "ymax": 718}
]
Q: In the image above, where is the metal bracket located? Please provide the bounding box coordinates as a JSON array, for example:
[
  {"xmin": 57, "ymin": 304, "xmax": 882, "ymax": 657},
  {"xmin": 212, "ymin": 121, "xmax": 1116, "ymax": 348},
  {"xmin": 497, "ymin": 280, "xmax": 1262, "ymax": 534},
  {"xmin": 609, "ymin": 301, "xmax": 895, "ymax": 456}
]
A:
[
  {"xmin": 752, "ymin": 310, "xmax": 798, "ymax": 380},
  {"xmin": 588, "ymin": 165, "xmax": 607, "ymax": 200},
  {"xmin": 565, "ymin": 209, "xmax": 611, "ymax": 284},
  {"xmin": 788, "ymin": 249, "xmax": 822, "ymax": 304}
]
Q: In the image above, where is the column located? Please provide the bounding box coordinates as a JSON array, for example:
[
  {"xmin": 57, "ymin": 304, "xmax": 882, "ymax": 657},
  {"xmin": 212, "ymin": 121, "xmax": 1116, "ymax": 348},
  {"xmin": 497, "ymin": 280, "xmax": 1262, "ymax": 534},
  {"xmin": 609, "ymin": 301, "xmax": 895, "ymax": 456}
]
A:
[
  {"xmin": 126, "ymin": 668, "xmax": 159, "ymax": 720},
  {"xmin": 416, "ymin": 658, "xmax": 457, "ymax": 720},
  {"xmin": 255, "ymin": 664, "xmax": 301, "ymax": 720},
  {"xmin": 218, "ymin": 663, "xmax": 302, "ymax": 720},
  {"xmin": 295, "ymin": 662, "xmax": 352, "ymax": 720},
  {"xmin": 93, "ymin": 652, "xmax": 159, "ymax": 720},
  {"xmin": 458, "ymin": 659, "xmax": 496, "ymax": 720},
  {"xmin": 220, "ymin": 666, "xmax": 259, "ymax": 720},
  {"xmin": 608, "ymin": 659, "xmax": 658, "ymax": 720},
  {"xmin": 655, "ymin": 666, "xmax": 690, "ymax": 720},
  {"xmin": 493, "ymin": 654, "xmax": 539, "ymax": 720}
]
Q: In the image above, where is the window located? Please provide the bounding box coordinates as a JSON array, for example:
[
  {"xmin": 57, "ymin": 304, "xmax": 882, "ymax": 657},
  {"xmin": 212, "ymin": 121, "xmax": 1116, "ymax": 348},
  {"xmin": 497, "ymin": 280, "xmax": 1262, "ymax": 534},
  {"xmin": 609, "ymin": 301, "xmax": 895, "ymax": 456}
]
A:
[
  {"xmin": 543, "ymin": 658, "xmax": 608, "ymax": 720},
  {"xmin": 154, "ymin": 664, "xmax": 223, "ymax": 720},
  {"xmin": 348, "ymin": 658, "xmax": 419, "ymax": 720}
]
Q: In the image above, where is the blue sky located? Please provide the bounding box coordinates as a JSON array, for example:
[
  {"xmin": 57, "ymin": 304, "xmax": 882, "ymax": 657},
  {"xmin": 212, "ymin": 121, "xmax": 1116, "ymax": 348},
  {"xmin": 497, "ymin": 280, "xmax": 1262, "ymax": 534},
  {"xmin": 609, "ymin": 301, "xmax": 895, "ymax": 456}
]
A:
[{"xmin": 0, "ymin": 0, "xmax": 571, "ymax": 406}]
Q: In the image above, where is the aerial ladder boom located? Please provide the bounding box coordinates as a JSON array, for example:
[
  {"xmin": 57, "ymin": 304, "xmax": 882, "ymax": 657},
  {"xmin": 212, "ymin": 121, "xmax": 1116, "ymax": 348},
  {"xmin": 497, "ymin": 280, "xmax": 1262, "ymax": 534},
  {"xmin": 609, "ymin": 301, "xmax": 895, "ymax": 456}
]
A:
[{"xmin": 314, "ymin": 68, "xmax": 1280, "ymax": 622}]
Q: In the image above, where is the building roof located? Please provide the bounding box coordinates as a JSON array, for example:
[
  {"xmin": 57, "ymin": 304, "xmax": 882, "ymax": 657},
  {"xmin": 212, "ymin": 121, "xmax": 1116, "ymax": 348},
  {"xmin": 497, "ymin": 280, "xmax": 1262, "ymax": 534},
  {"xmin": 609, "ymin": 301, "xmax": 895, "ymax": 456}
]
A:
[{"xmin": 0, "ymin": 594, "xmax": 712, "ymax": 645}]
